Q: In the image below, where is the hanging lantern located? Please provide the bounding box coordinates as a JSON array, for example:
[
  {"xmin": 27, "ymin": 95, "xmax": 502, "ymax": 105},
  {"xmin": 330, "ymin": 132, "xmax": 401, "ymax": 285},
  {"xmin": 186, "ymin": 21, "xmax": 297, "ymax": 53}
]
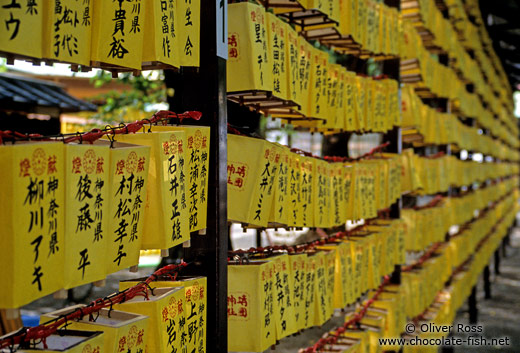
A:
[
  {"xmin": 42, "ymin": 0, "xmax": 92, "ymax": 66},
  {"xmin": 119, "ymin": 276, "xmax": 207, "ymax": 353},
  {"xmin": 228, "ymin": 260, "xmax": 276, "ymax": 352},
  {"xmin": 90, "ymin": 0, "xmax": 145, "ymax": 70},
  {"xmin": 227, "ymin": 135, "xmax": 278, "ymax": 227},
  {"xmin": 0, "ymin": 142, "xmax": 65, "ymax": 308},
  {"xmin": 104, "ymin": 141, "xmax": 150, "ymax": 275},
  {"xmin": 4, "ymin": 330, "xmax": 104, "ymax": 353},
  {"xmin": 149, "ymin": 126, "xmax": 210, "ymax": 233},
  {"xmin": 142, "ymin": 0, "xmax": 180, "ymax": 68},
  {"xmin": 227, "ymin": 2, "xmax": 273, "ymax": 94},
  {"xmin": 178, "ymin": 0, "xmax": 200, "ymax": 67},
  {"xmin": 41, "ymin": 305, "xmax": 149, "ymax": 353},
  {"xmin": 267, "ymin": 12, "xmax": 289, "ymax": 101},
  {"xmin": 115, "ymin": 287, "xmax": 186, "ymax": 353},
  {"xmin": 64, "ymin": 144, "xmax": 110, "ymax": 289},
  {"xmin": 268, "ymin": 144, "xmax": 290, "ymax": 226},
  {"xmin": 0, "ymin": 0, "xmax": 43, "ymax": 60},
  {"xmin": 114, "ymin": 131, "xmax": 190, "ymax": 251}
]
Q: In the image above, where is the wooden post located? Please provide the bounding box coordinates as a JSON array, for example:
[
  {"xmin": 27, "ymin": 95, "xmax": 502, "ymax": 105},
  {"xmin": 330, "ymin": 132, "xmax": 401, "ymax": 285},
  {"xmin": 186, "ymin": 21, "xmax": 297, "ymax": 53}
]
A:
[
  {"xmin": 483, "ymin": 265, "xmax": 491, "ymax": 299},
  {"xmin": 468, "ymin": 286, "xmax": 478, "ymax": 324}
]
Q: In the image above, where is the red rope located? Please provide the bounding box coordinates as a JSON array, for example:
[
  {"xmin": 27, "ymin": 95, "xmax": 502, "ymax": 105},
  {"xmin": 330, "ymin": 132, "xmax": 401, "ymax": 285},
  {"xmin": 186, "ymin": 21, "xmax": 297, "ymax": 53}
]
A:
[
  {"xmin": 324, "ymin": 142, "xmax": 391, "ymax": 163},
  {"xmin": 304, "ymin": 276, "xmax": 391, "ymax": 353},
  {"xmin": 301, "ymin": 192, "xmax": 514, "ymax": 352},
  {"xmin": 0, "ymin": 110, "xmax": 202, "ymax": 145},
  {"xmin": 411, "ymin": 195, "xmax": 444, "ymax": 210},
  {"xmin": 423, "ymin": 151, "xmax": 445, "ymax": 159},
  {"xmin": 228, "ymin": 225, "xmax": 367, "ymax": 259},
  {"xmin": 0, "ymin": 262, "xmax": 188, "ymax": 350}
]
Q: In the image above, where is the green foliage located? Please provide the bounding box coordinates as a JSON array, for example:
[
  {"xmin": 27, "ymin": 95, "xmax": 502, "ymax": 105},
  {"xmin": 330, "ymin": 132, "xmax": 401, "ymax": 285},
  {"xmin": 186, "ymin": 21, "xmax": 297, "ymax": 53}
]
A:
[
  {"xmin": 0, "ymin": 58, "xmax": 7, "ymax": 73},
  {"xmin": 88, "ymin": 70, "xmax": 168, "ymax": 124}
]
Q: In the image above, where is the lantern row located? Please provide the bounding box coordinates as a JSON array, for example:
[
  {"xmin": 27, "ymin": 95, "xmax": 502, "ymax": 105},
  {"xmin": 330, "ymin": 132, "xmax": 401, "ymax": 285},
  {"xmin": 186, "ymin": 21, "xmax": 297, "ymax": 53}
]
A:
[
  {"xmin": 228, "ymin": 133, "xmax": 402, "ymax": 228},
  {"xmin": 403, "ymin": 0, "xmax": 515, "ymax": 123},
  {"xmin": 302, "ymin": 193, "xmax": 517, "ymax": 352},
  {"xmin": 227, "ymin": 218, "xmax": 405, "ymax": 352},
  {"xmin": 462, "ymin": 0, "xmax": 512, "ymax": 111},
  {"xmin": 0, "ymin": 112, "xmax": 209, "ymax": 309},
  {"xmin": 401, "ymin": 85, "xmax": 520, "ymax": 159},
  {"xmin": 400, "ymin": 148, "xmax": 519, "ymax": 196},
  {"xmin": 227, "ymin": 1, "xmax": 519, "ymax": 153},
  {"xmin": 400, "ymin": 11, "xmax": 518, "ymax": 147},
  {"xmin": 257, "ymin": 0, "xmax": 402, "ymax": 58},
  {"xmin": 228, "ymin": 185, "xmax": 518, "ymax": 352},
  {"xmin": 402, "ymin": 177, "xmax": 519, "ymax": 253},
  {"xmin": 228, "ymin": 2, "xmax": 400, "ymax": 132},
  {"xmin": 0, "ymin": 262, "xmax": 209, "ymax": 353},
  {"xmin": 227, "ymin": 133, "xmax": 520, "ymax": 229},
  {"xmin": 0, "ymin": 0, "xmax": 200, "ymax": 71}
]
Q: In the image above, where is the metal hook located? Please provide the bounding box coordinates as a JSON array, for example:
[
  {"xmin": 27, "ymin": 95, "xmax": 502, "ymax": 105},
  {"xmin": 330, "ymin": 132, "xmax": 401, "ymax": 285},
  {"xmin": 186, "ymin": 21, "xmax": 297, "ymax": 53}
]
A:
[
  {"xmin": 75, "ymin": 307, "xmax": 85, "ymax": 322},
  {"xmin": 140, "ymin": 281, "xmax": 156, "ymax": 296},
  {"xmin": 107, "ymin": 297, "xmax": 114, "ymax": 318},
  {"xmin": 105, "ymin": 125, "xmax": 116, "ymax": 148},
  {"xmin": 143, "ymin": 119, "xmax": 153, "ymax": 133},
  {"xmin": 89, "ymin": 309, "xmax": 100, "ymax": 322},
  {"xmin": 119, "ymin": 123, "xmax": 129, "ymax": 135}
]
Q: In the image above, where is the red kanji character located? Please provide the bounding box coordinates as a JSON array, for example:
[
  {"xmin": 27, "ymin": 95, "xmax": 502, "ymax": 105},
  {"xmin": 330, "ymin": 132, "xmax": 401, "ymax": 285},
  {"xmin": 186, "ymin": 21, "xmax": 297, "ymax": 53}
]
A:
[
  {"xmin": 96, "ymin": 157, "xmax": 104, "ymax": 174},
  {"xmin": 282, "ymin": 261, "xmax": 287, "ymax": 271},
  {"xmin": 227, "ymin": 176, "xmax": 233, "ymax": 185},
  {"xmin": 115, "ymin": 160, "xmax": 125, "ymax": 175},
  {"xmin": 177, "ymin": 139, "xmax": 183, "ymax": 153},
  {"xmin": 178, "ymin": 300, "xmax": 183, "ymax": 314},
  {"xmin": 227, "ymin": 295, "xmax": 237, "ymax": 316},
  {"xmin": 238, "ymin": 295, "xmax": 248, "ymax": 307},
  {"xmin": 137, "ymin": 329, "xmax": 144, "ymax": 346},
  {"xmin": 227, "ymin": 306, "xmax": 237, "ymax": 317},
  {"xmin": 188, "ymin": 136, "xmax": 194, "ymax": 149},
  {"xmin": 236, "ymin": 166, "xmax": 246, "ymax": 178},
  {"xmin": 264, "ymin": 149, "xmax": 269, "ymax": 159},
  {"xmin": 229, "ymin": 48, "xmax": 238, "ymax": 58},
  {"xmin": 275, "ymin": 154, "xmax": 280, "ymax": 163},
  {"xmin": 227, "ymin": 295, "xmax": 236, "ymax": 306},
  {"xmin": 402, "ymin": 100, "xmax": 407, "ymax": 112},
  {"xmin": 47, "ymin": 155, "xmax": 57, "ymax": 174},
  {"xmin": 199, "ymin": 286, "xmax": 204, "ymax": 299},
  {"xmin": 137, "ymin": 157, "xmax": 145, "ymax": 172},
  {"xmin": 186, "ymin": 288, "xmax": 192, "ymax": 302},
  {"xmin": 202, "ymin": 136, "xmax": 207, "ymax": 149},
  {"xmin": 162, "ymin": 307, "xmax": 169, "ymax": 322},
  {"xmin": 227, "ymin": 164, "xmax": 235, "ymax": 175},
  {"xmin": 118, "ymin": 336, "xmax": 126, "ymax": 352},
  {"xmin": 20, "ymin": 158, "xmax": 31, "ymax": 177},
  {"xmin": 228, "ymin": 34, "xmax": 237, "ymax": 47},
  {"xmin": 262, "ymin": 271, "xmax": 265, "ymax": 281},
  {"xmin": 234, "ymin": 177, "xmax": 243, "ymax": 188},
  {"xmin": 72, "ymin": 157, "xmax": 82, "ymax": 174},
  {"xmin": 250, "ymin": 11, "xmax": 256, "ymax": 22},
  {"xmin": 93, "ymin": 347, "xmax": 100, "ymax": 353},
  {"xmin": 238, "ymin": 307, "xmax": 248, "ymax": 318},
  {"xmin": 163, "ymin": 142, "xmax": 170, "ymax": 155}
]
